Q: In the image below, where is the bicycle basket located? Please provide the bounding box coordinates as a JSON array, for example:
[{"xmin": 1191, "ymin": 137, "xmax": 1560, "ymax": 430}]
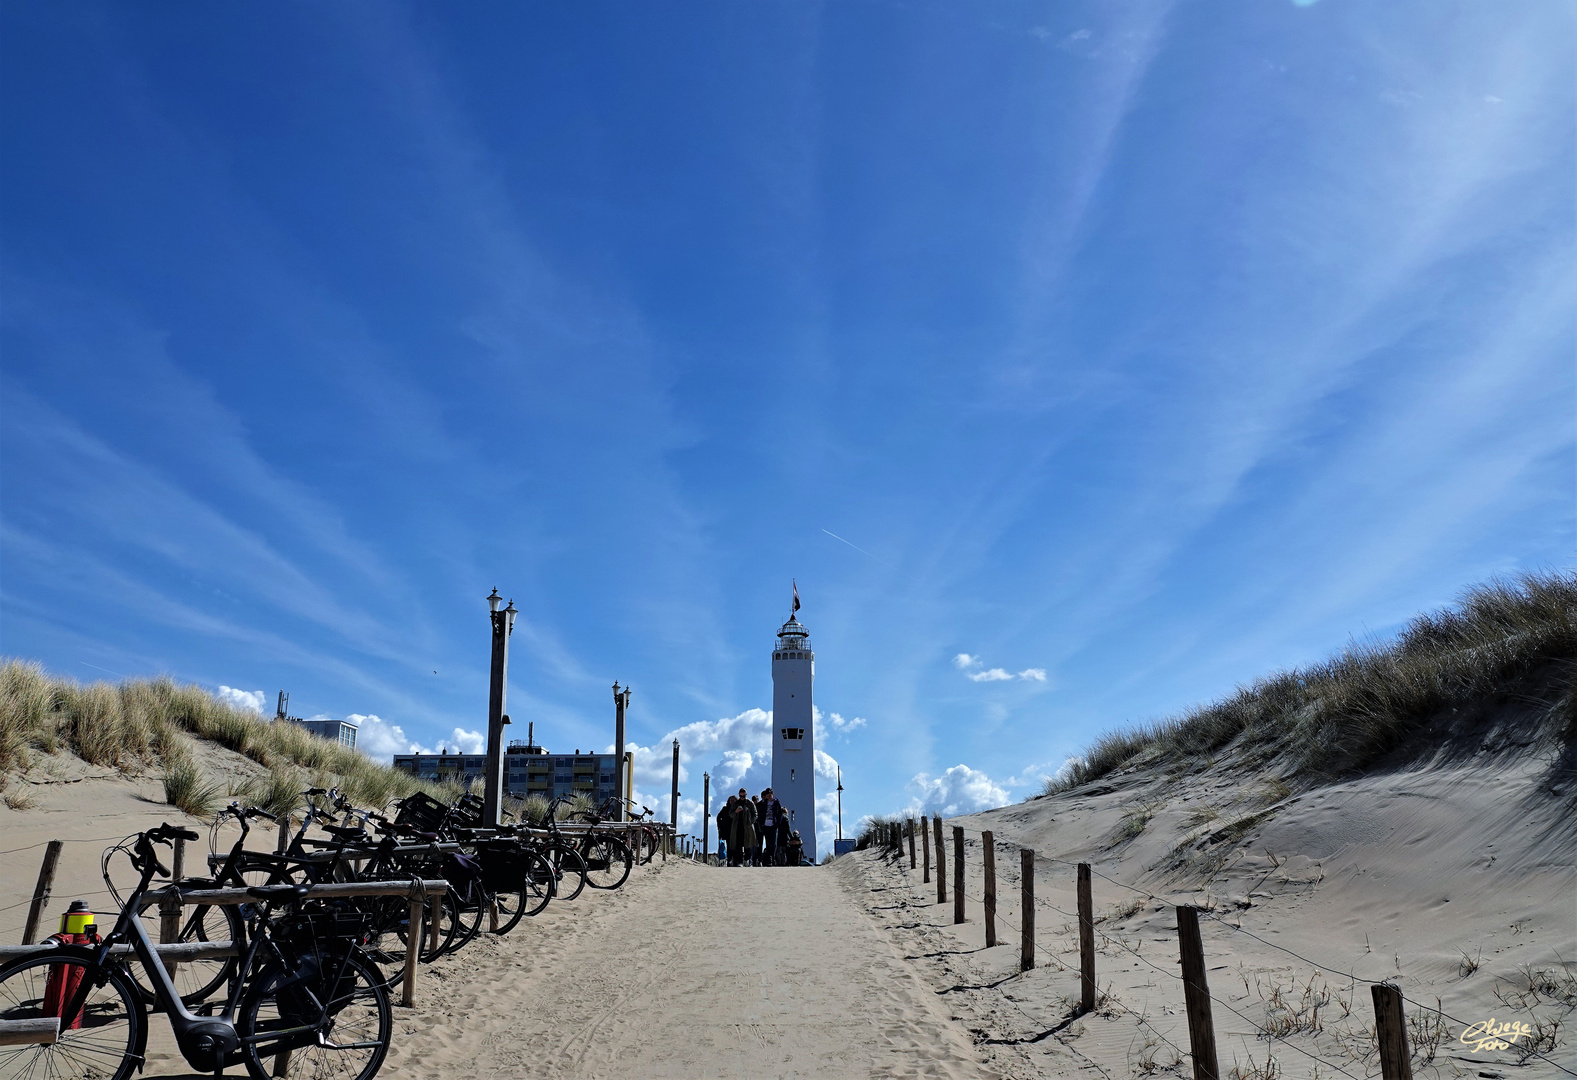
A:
[
  {"xmin": 393, "ymin": 790, "xmax": 451, "ymax": 833},
  {"xmin": 450, "ymin": 792, "xmax": 485, "ymax": 828}
]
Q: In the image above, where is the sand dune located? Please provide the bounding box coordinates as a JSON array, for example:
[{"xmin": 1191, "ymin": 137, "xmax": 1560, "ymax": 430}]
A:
[{"xmin": 845, "ymin": 748, "xmax": 1575, "ymax": 1080}]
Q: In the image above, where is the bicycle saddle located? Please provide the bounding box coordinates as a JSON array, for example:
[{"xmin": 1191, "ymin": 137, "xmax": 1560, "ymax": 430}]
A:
[
  {"xmin": 246, "ymin": 883, "xmax": 312, "ymax": 902},
  {"xmin": 321, "ymin": 824, "xmax": 365, "ymax": 838}
]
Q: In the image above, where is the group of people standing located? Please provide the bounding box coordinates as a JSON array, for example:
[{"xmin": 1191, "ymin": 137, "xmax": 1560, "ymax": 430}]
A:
[{"xmin": 716, "ymin": 786, "xmax": 805, "ymax": 866}]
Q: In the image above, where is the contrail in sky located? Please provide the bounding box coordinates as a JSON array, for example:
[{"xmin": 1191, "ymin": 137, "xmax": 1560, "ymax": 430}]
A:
[{"xmin": 821, "ymin": 529, "xmax": 896, "ymax": 568}]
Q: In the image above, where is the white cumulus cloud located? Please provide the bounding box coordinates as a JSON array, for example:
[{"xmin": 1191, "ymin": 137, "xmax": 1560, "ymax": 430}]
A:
[
  {"xmin": 218, "ymin": 686, "xmax": 266, "ymax": 713},
  {"xmin": 445, "ymin": 728, "xmax": 485, "ymax": 755},
  {"xmin": 814, "ymin": 748, "xmax": 840, "ymax": 780},
  {"xmin": 953, "ymin": 653, "xmax": 979, "ymax": 669},
  {"xmin": 903, "ymin": 765, "xmax": 1011, "ymax": 817},
  {"xmin": 614, "ymin": 706, "xmax": 855, "ymax": 856},
  {"xmin": 349, "ymin": 713, "xmax": 429, "ymax": 759},
  {"xmin": 826, "ymin": 711, "xmax": 866, "ymax": 733},
  {"xmin": 1017, "ymin": 668, "xmax": 1047, "ymax": 681},
  {"xmin": 966, "ymin": 667, "xmax": 1013, "ymax": 682}
]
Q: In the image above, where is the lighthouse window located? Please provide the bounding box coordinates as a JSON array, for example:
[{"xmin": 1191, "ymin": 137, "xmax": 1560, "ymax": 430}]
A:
[{"xmin": 781, "ymin": 727, "xmax": 804, "ymax": 740}]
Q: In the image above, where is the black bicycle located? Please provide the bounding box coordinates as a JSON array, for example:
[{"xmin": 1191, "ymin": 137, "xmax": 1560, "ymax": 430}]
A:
[{"xmin": 0, "ymin": 823, "xmax": 393, "ymax": 1080}]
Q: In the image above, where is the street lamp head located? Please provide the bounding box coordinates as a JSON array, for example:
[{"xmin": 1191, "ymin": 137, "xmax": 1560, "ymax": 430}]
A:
[
  {"xmin": 503, "ymin": 599, "xmax": 518, "ymax": 632},
  {"xmin": 487, "ymin": 588, "xmax": 502, "ymax": 613}
]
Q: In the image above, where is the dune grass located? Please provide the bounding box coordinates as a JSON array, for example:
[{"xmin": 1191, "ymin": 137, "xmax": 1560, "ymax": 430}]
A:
[
  {"xmin": 160, "ymin": 735, "xmax": 224, "ymax": 817},
  {"xmin": 1047, "ymin": 571, "xmax": 1577, "ymax": 795},
  {"xmin": 855, "ymin": 814, "xmax": 905, "ymax": 852},
  {"xmin": 1, "ymin": 660, "xmax": 438, "ymax": 812}
]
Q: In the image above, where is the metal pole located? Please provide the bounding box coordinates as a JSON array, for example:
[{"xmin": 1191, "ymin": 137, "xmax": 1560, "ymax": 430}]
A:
[
  {"xmin": 669, "ymin": 739, "xmax": 680, "ymax": 848},
  {"xmin": 702, "ymin": 773, "xmax": 711, "ymax": 859},
  {"xmin": 482, "ymin": 590, "xmax": 515, "ymax": 827},
  {"xmin": 613, "ymin": 684, "xmax": 629, "ymax": 821},
  {"xmin": 836, "ymin": 766, "xmax": 843, "ymax": 840}
]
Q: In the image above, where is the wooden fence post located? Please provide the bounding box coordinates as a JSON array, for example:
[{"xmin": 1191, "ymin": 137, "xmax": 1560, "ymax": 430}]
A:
[
  {"xmin": 952, "ymin": 827, "xmax": 965, "ymax": 924},
  {"xmin": 908, "ymin": 819, "xmax": 916, "ymax": 869},
  {"xmin": 428, "ymin": 896, "xmax": 442, "ymax": 953},
  {"xmin": 21, "ymin": 841, "xmax": 63, "ymax": 945},
  {"xmin": 1371, "ymin": 984, "xmax": 1413, "ymax": 1080},
  {"xmin": 933, "ymin": 817, "xmax": 947, "ymax": 905},
  {"xmin": 1078, "ymin": 863, "xmax": 1095, "ymax": 1013},
  {"xmin": 1020, "ymin": 848, "xmax": 1035, "ymax": 971},
  {"xmin": 171, "ymin": 837, "xmax": 185, "ymax": 883},
  {"xmin": 921, "ymin": 816, "xmax": 931, "ymax": 883},
  {"xmin": 982, "ymin": 831, "xmax": 997, "ymax": 947},
  {"xmin": 402, "ymin": 899, "xmax": 423, "ymax": 1007},
  {"xmin": 159, "ymin": 893, "xmax": 183, "ymax": 975},
  {"xmin": 1176, "ymin": 906, "xmax": 1219, "ymax": 1080}
]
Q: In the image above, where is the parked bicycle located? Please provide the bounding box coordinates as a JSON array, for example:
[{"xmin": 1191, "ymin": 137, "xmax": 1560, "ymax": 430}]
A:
[{"xmin": 0, "ymin": 823, "xmax": 393, "ymax": 1080}]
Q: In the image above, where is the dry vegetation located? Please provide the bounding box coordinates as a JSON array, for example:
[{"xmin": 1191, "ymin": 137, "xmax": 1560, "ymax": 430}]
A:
[
  {"xmin": 0, "ymin": 660, "xmax": 448, "ymax": 815},
  {"xmin": 856, "ymin": 815, "xmax": 906, "ymax": 853},
  {"xmin": 1047, "ymin": 571, "xmax": 1577, "ymax": 795}
]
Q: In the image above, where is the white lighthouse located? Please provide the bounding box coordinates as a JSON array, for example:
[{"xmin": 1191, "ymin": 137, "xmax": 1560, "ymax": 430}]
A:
[{"xmin": 771, "ymin": 595, "xmax": 817, "ymax": 863}]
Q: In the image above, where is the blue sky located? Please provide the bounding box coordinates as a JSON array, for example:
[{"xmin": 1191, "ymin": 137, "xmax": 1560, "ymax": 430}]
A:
[{"xmin": 2, "ymin": 2, "xmax": 1572, "ymax": 852}]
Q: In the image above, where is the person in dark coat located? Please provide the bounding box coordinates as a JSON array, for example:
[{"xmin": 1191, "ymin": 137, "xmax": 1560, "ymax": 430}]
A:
[
  {"xmin": 718, "ymin": 796, "xmax": 735, "ymax": 865},
  {"xmin": 750, "ymin": 795, "xmax": 764, "ymax": 865},
  {"xmin": 758, "ymin": 788, "xmax": 785, "ymax": 865},
  {"xmin": 785, "ymin": 830, "xmax": 804, "ymax": 866},
  {"xmin": 730, "ymin": 788, "xmax": 756, "ymax": 865}
]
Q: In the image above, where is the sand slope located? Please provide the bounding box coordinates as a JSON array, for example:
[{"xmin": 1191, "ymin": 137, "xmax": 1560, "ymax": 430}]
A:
[
  {"xmin": 391, "ymin": 859, "xmax": 995, "ymax": 1079},
  {"xmin": 840, "ymin": 749, "xmax": 1575, "ymax": 1080}
]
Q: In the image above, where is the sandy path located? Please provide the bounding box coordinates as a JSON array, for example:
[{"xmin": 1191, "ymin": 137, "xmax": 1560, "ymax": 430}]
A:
[{"xmin": 390, "ymin": 859, "xmax": 995, "ymax": 1079}]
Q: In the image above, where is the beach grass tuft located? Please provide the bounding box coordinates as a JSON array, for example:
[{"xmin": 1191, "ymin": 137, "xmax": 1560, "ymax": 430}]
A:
[
  {"xmin": 162, "ymin": 739, "xmax": 223, "ymax": 817},
  {"xmin": 1045, "ymin": 571, "xmax": 1576, "ymax": 794},
  {"xmin": 0, "ymin": 660, "xmax": 447, "ymax": 811}
]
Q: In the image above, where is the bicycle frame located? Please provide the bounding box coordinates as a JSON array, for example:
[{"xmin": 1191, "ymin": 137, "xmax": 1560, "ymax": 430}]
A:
[{"xmin": 61, "ymin": 834, "xmax": 369, "ymax": 1072}]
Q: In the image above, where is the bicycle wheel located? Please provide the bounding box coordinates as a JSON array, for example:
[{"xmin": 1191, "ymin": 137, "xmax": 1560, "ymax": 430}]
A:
[
  {"xmin": 0, "ymin": 948, "xmax": 143, "ymax": 1080},
  {"xmin": 443, "ymin": 885, "xmax": 486, "ymax": 956},
  {"xmin": 581, "ymin": 834, "xmax": 632, "ymax": 890},
  {"xmin": 239, "ymin": 947, "xmax": 391, "ymax": 1080},
  {"xmin": 546, "ymin": 842, "xmax": 587, "ymax": 903},
  {"xmin": 128, "ymin": 901, "xmax": 243, "ymax": 1007},
  {"xmin": 492, "ymin": 852, "xmax": 554, "ymax": 934}
]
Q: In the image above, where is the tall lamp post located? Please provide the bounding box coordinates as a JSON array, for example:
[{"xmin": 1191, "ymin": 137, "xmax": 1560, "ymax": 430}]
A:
[
  {"xmin": 669, "ymin": 739, "xmax": 681, "ymax": 853},
  {"xmin": 482, "ymin": 588, "xmax": 518, "ymax": 827},
  {"xmin": 613, "ymin": 683, "xmax": 631, "ymax": 821},
  {"xmin": 836, "ymin": 765, "xmax": 844, "ymax": 840},
  {"xmin": 702, "ymin": 772, "xmax": 711, "ymax": 860}
]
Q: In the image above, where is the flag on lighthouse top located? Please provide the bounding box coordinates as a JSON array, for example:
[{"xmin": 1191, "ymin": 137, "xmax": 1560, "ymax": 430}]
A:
[{"xmin": 792, "ymin": 580, "xmax": 800, "ymax": 616}]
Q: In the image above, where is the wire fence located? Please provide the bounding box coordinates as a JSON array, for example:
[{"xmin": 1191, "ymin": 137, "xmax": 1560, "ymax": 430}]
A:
[{"xmin": 866, "ymin": 819, "xmax": 1574, "ymax": 1080}]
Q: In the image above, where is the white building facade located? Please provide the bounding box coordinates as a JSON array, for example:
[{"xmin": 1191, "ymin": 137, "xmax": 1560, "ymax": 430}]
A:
[{"xmin": 770, "ymin": 613, "xmax": 817, "ymax": 862}]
